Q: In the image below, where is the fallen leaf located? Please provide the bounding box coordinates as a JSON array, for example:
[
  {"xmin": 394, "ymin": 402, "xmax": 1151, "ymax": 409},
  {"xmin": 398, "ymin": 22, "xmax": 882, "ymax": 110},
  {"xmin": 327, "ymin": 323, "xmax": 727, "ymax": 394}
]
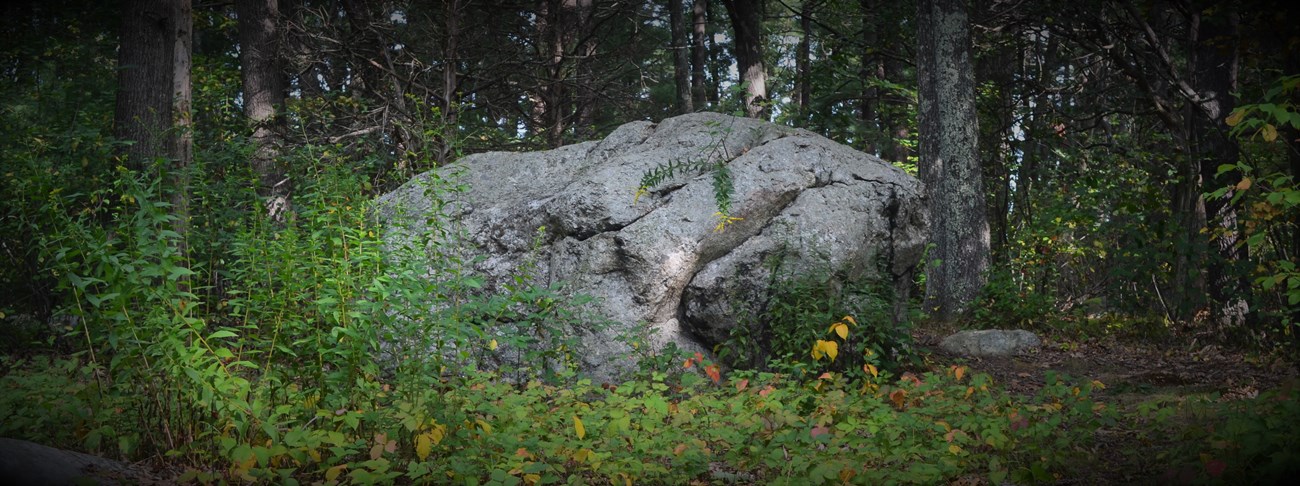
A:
[{"xmin": 890, "ymin": 389, "xmax": 908, "ymax": 409}]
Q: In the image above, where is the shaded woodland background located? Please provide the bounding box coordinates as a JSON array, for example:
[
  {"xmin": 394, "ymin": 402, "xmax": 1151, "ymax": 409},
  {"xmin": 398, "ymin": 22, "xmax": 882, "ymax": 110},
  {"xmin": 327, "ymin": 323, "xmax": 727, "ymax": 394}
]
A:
[{"xmin": 5, "ymin": 0, "xmax": 1298, "ymax": 347}]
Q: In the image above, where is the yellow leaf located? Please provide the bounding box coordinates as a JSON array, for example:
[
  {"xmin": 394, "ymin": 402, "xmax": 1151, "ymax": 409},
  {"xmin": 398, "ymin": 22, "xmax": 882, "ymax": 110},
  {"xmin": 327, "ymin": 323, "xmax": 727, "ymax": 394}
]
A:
[
  {"xmin": 822, "ymin": 340, "xmax": 839, "ymax": 362},
  {"xmin": 573, "ymin": 448, "xmax": 592, "ymax": 463},
  {"xmin": 1091, "ymin": 380, "xmax": 1106, "ymax": 390},
  {"xmin": 1263, "ymin": 123, "xmax": 1278, "ymax": 142},
  {"xmin": 841, "ymin": 315, "xmax": 857, "ymax": 326},
  {"xmin": 1236, "ymin": 177, "xmax": 1252, "ymax": 191},
  {"xmin": 524, "ymin": 474, "xmax": 542, "ymax": 485},
  {"xmin": 864, "ymin": 363, "xmax": 878, "ymax": 378},
  {"xmin": 429, "ymin": 423, "xmax": 446, "ymax": 444},
  {"xmin": 325, "ymin": 464, "xmax": 347, "ymax": 481},
  {"xmin": 416, "ymin": 434, "xmax": 432, "ymax": 461},
  {"xmin": 574, "ymin": 415, "xmax": 586, "ymax": 440},
  {"xmin": 1225, "ymin": 109, "xmax": 1245, "ymax": 127},
  {"xmin": 811, "ymin": 342, "xmax": 824, "ymax": 361},
  {"xmin": 949, "ymin": 444, "xmax": 963, "ymax": 454},
  {"xmin": 829, "ymin": 322, "xmax": 849, "ymax": 340},
  {"xmin": 489, "ymin": 339, "xmax": 499, "ymax": 351},
  {"xmin": 476, "ymin": 419, "xmax": 493, "ymax": 434}
]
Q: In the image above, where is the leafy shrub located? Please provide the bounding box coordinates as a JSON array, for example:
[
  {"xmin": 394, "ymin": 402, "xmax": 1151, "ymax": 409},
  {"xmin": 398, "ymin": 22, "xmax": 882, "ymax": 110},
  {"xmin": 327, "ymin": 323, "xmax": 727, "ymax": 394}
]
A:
[{"xmin": 719, "ymin": 246, "xmax": 916, "ymax": 378}]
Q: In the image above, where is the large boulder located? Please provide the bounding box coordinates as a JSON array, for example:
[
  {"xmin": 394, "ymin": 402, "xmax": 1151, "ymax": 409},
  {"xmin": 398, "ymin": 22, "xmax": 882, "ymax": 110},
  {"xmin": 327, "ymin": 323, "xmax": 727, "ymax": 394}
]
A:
[{"xmin": 378, "ymin": 112, "xmax": 927, "ymax": 381}]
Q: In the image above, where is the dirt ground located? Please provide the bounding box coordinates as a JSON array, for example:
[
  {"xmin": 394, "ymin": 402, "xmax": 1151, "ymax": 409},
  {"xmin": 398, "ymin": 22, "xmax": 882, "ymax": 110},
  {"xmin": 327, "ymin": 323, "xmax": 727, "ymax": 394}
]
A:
[{"xmin": 916, "ymin": 328, "xmax": 1300, "ymax": 484}]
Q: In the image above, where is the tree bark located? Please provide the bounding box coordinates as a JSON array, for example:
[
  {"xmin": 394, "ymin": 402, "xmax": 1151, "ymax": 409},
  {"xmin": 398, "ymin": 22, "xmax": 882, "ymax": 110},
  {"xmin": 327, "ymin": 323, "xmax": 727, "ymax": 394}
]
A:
[
  {"xmin": 237, "ymin": 0, "xmax": 289, "ymax": 220},
  {"xmin": 439, "ymin": 0, "xmax": 462, "ymax": 164},
  {"xmin": 916, "ymin": 0, "xmax": 989, "ymax": 322},
  {"xmin": 1191, "ymin": 10, "xmax": 1250, "ymax": 331},
  {"xmin": 172, "ymin": 0, "xmax": 193, "ymax": 262},
  {"xmin": 671, "ymin": 0, "xmax": 693, "ymax": 114},
  {"xmin": 691, "ymin": 0, "xmax": 709, "ymax": 109},
  {"xmin": 114, "ymin": 0, "xmax": 175, "ymax": 171},
  {"xmin": 795, "ymin": 0, "xmax": 813, "ymax": 124},
  {"xmin": 858, "ymin": 0, "xmax": 879, "ymax": 154},
  {"xmin": 721, "ymin": 0, "xmax": 766, "ymax": 118}
]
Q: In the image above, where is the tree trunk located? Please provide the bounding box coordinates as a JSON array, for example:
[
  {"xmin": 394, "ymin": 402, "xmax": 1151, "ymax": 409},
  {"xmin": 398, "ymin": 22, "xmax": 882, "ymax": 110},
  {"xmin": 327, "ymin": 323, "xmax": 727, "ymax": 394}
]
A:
[
  {"xmin": 691, "ymin": 0, "xmax": 709, "ymax": 109},
  {"xmin": 573, "ymin": 0, "xmax": 597, "ymax": 140},
  {"xmin": 172, "ymin": 0, "xmax": 193, "ymax": 264},
  {"xmin": 114, "ymin": 0, "xmax": 175, "ymax": 171},
  {"xmin": 670, "ymin": 0, "xmax": 692, "ymax": 114},
  {"xmin": 916, "ymin": 0, "xmax": 989, "ymax": 322},
  {"xmin": 858, "ymin": 0, "xmax": 880, "ymax": 154},
  {"xmin": 1192, "ymin": 10, "xmax": 1250, "ymax": 332},
  {"xmin": 439, "ymin": 0, "xmax": 462, "ymax": 165},
  {"xmin": 237, "ymin": 0, "xmax": 289, "ymax": 221},
  {"xmin": 721, "ymin": 0, "xmax": 766, "ymax": 119},
  {"xmin": 795, "ymin": 0, "xmax": 813, "ymax": 124}
]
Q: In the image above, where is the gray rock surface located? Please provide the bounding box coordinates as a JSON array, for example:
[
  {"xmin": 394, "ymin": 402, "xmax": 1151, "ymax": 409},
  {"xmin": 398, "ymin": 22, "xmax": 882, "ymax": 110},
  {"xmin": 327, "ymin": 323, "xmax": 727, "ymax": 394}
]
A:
[
  {"xmin": 378, "ymin": 112, "xmax": 927, "ymax": 381},
  {"xmin": 0, "ymin": 438, "xmax": 145, "ymax": 485},
  {"xmin": 939, "ymin": 329, "xmax": 1042, "ymax": 357}
]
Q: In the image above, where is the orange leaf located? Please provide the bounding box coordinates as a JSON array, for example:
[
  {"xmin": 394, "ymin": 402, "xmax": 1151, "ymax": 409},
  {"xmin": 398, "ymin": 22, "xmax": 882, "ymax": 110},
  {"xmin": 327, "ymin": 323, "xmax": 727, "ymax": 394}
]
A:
[
  {"xmin": 759, "ymin": 386, "xmax": 774, "ymax": 397},
  {"xmin": 810, "ymin": 425, "xmax": 831, "ymax": 439},
  {"xmin": 890, "ymin": 389, "xmax": 908, "ymax": 409},
  {"xmin": 839, "ymin": 467, "xmax": 857, "ymax": 483},
  {"xmin": 705, "ymin": 365, "xmax": 721, "ymax": 384},
  {"xmin": 735, "ymin": 379, "xmax": 749, "ymax": 391},
  {"xmin": 673, "ymin": 443, "xmax": 688, "ymax": 456},
  {"xmin": 683, "ymin": 359, "xmax": 693, "ymax": 369},
  {"xmin": 1236, "ymin": 177, "xmax": 1252, "ymax": 191},
  {"xmin": 952, "ymin": 365, "xmax": 966, "ymax": 381}
]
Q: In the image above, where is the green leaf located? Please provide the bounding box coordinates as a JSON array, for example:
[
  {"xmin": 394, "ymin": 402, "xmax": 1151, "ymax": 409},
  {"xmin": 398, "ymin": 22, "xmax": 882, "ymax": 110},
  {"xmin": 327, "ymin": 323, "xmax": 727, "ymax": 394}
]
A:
[{"xmin": 208, "ymin": 330, "xmax": 238, "ymax": 339}]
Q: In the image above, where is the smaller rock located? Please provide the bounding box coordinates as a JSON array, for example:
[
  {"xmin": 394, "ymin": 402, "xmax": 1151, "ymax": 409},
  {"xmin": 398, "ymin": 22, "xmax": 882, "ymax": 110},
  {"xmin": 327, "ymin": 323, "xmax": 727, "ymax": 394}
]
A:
[{"xmin": 939, "ymin": 329, "xmax": 1041, "ymax": 358}]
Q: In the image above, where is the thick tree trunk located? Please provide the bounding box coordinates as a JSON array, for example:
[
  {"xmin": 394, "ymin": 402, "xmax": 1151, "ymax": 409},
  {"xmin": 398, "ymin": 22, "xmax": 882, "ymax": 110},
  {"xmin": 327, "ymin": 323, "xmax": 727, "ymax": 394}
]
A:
[
  {"xmin": 916, "ymin": 0, "xmax": 989, "ymax": 322},
  {"xmin": 115, "ymin": 0, "xmax": 175, "ymax": 171},
  {"xmin": 238, "ymin": 0, "xmax": 288, "ymax": 220},
  {"xmin": 1192, "ymin": 10, "xmax": 1250, "ymax": 332},
  {"xmin": 691, "ymin": 0, "xmax": 709, "ymax": 109},
  {"xmin": 671, "ymin": 0, "xmax": 692, "ymax": 114},
  {"xmin": 721, "ymin": 0, "xmax": 766, "ymax": 119}
]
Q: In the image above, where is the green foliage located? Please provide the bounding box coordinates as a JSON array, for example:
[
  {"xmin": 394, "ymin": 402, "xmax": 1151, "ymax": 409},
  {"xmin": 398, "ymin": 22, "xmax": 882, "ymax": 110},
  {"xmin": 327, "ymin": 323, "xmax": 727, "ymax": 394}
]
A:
[
  {"xmin": 1215, "ymin": 73, "xmax": 1300, "ymax": 350},
  {"xmin": 1128, "ymin": 380, "xmax": 1300, "ymax": 484},
  {"xmin": 2, "ymin": 347, "xmax": 1114, "ymax": 484},
  {"xmin": 635, "ymin": 119, "xmax": 743, "ymax": 231},
  {"xmin": 718, "ymin": 246, "xmax": 916, "ymax": 378}
]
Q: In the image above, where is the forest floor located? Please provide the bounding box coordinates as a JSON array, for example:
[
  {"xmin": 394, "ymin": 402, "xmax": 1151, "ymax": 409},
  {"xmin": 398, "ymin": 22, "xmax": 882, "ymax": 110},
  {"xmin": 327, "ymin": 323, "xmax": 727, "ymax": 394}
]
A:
[{"xmin": 916, "ymin": 327, "xmax": 1300, "ymax": 484}]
